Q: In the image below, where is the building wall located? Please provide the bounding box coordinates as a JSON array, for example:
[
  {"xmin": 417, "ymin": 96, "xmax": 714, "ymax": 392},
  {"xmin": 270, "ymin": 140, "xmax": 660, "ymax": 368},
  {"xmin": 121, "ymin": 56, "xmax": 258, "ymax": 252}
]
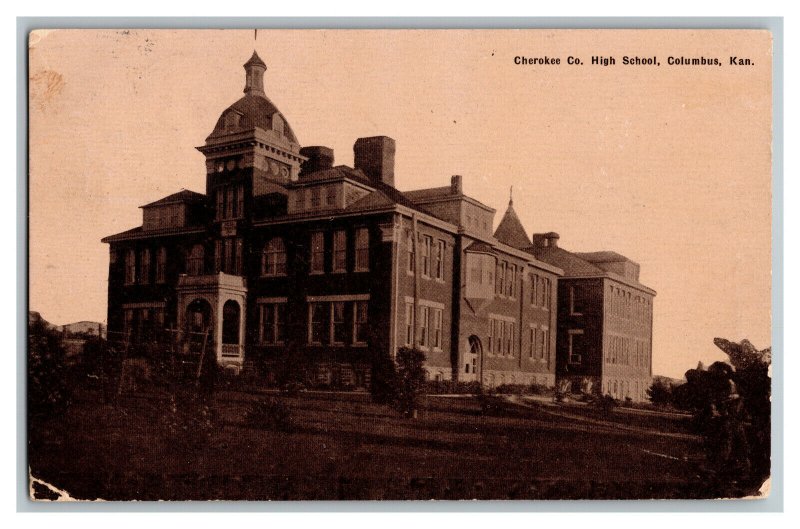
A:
[
  {"xmin": 600, "ymin": 278, "xmax": 654, "ymax": 402},
  {"xmin": 454, "ymin": 238, "xmax": 558, "ymax": 387},
  {"xmin": 554, "ymin": 278, "xmax": 605, "ymax": 393}
]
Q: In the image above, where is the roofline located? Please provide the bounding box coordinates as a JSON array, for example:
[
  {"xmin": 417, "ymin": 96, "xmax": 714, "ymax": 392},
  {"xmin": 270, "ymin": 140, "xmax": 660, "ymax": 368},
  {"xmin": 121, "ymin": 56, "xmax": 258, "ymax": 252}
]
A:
[
  {"xmin": 404, "ymin": 191, "xmax": 496, "ymax": 213},
  {"xmin": 560, "ymin": 273, "xmax": 657, "ymax": 296},
  {"xmin": 101, "ymin": 227, "xmax": 206, "ymax": 244}
]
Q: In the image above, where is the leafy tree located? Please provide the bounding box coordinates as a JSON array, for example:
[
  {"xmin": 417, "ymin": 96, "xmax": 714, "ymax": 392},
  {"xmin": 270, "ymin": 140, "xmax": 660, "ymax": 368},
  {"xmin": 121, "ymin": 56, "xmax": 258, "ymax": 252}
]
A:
[
  {"xmin": 646, "ymin": 379, "xmax": 674, "ymax": 406},
  {"xmin": 673, "ymin": 339, "xmax": 771, "ymax": 497}
]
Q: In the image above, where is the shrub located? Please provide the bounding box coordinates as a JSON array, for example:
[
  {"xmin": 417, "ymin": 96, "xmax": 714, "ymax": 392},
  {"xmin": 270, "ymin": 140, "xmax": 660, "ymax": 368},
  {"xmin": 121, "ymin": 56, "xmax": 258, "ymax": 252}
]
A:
[
  {"xmin": 647, "ymin": 379, "xmax": 674, "ymax": 406},
  {"xmin": 423, "ymin": 380, "xmax": 481, "ymax": 395},
  {"xmin": 245, "ymin": 397, "xmax": 293, "ymax": 432},
  {"xmin": 28, "ymin": 317, "xmax": 71, "ymax": 419},
  {"xmin": 371, "ymin": 349, "xmax": 399, "ymax": 404},
  {"xmin": 395, "ymin": 347, "xmax": 427, "ymax": 418}
]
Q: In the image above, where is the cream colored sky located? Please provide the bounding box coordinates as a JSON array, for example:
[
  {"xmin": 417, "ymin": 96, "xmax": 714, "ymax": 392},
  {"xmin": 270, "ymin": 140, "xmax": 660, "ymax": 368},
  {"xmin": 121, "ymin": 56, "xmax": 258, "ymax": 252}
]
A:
[{"xmin": 28, "ymin": 29, "xmax": 772, "ymax": 378}]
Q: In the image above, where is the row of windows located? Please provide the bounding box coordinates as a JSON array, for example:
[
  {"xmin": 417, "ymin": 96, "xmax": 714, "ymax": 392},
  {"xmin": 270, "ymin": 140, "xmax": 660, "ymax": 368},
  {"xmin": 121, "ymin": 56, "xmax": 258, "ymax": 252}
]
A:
[
  {"xmin": 529, "ymin": 325, "xmax": 551, "ymax": 362},
  {"xmin": 259, "ymin": 300, "xmax": 369, "ymax": 346},
  {"xmin": 531, "ymin": 274, "xmax": 552, "ymax": 308},
  {"xmin": 310, "ymin": 228, "xmax": 370, "ymax": 274},
  {"xmin": 404, "ymin": 303, "xmax": 444, "ymax": 350},
  {"xmin": 487, "ymin": 318, "xmax": 516, "ymax": 356},
  {"xmin": 125, "ymin": 248, "xmax": 168, "ymax": 285},
  {"xmin": 215, "ymin": 184, "xmax": 245, "ymax": 220},
  {"xmin": 294, "ymin": 185, "xmax": 338, "ymax": 211},
  {"xmin": 605, "ymin": 335, "xmax": 651, "ymax": 368},
  {"xmin": 307, "ymin": 300, "xmax": 369, "ymax": 346},
  {"xmin": 495, "ymin": 261, "xmax": 517, "ymax": 298},
  {"xmin": 610, "ymin": 285, "xmax": 652, "ymax": 322},
  {"xmin": 123, "ymin": 306, "xmax": 166, "ymax": 342},
  {"xmin": 406, "ymin": 232, "xmax": 446, "ymax": 280}
]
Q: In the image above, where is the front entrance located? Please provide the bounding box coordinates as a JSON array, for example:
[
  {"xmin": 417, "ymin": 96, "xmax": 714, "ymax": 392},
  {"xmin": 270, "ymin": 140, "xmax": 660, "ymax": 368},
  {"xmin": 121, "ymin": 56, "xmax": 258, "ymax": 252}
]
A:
[
  {"xmin": 465, "ymin": 335, "xmax": 482, "ymax": 381},
  {"xmin": 176, "ymin": 272, "xmax": 247, "ymax": 370}
]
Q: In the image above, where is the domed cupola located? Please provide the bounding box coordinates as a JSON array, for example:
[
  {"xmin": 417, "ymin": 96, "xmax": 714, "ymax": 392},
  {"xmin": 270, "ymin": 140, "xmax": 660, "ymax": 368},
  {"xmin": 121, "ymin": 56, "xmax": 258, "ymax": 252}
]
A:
[{"xmin": 198, "ymin": 50, "xmax": 306, "ymax": 185}]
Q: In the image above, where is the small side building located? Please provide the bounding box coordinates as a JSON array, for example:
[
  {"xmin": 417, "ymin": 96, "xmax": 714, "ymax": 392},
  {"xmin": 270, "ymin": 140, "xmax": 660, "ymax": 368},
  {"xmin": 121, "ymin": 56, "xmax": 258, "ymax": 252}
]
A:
[{"xmin": 527, "ymin": 233, "xmax": 655, "ymax": 401}]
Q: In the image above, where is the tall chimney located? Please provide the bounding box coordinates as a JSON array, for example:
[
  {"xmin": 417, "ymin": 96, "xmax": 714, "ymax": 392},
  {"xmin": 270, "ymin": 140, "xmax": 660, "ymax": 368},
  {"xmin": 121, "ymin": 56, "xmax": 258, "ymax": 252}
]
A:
[
  {"xmin": 299, "ymin": 146, "xmax": 334, "ymax": 176},
  {"xmin": 451, "ymin": 175, "xmax": 463, "ymax": 194},
  {"xmin": 532, "ymin": 232, "xmax": 560, "ymax": 248},
  {"xmin": 354, "ymin": 136, "xmax": 395, "ymax": 187}
]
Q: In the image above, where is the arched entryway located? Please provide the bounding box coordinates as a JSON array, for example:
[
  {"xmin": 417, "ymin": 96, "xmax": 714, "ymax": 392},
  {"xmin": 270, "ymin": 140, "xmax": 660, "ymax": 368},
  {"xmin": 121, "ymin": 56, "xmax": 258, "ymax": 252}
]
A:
[{"xmin": 466, "ymin": 335, "xmax": 482, "ymax": 378}]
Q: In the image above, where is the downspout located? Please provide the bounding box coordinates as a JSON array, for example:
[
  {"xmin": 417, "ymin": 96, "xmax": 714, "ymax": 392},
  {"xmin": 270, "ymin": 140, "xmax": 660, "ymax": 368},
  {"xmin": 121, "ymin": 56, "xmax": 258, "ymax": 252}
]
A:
[
  {"xmin": 518, "ymin": 265, "xmax": 524, "ymax": 370},
  {"xmin": 391, "ymin": 214, "xmax": 400, "ymax": 359}
]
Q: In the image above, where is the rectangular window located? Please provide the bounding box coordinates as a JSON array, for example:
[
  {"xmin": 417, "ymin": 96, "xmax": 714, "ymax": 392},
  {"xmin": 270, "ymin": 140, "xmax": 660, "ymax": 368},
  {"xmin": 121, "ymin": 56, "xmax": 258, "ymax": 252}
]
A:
[
  {"xmin": 421, "ymin": 235, "xmax": 432, "ymax": 277},
  {"xmin": 418, "ymin": 306, "xmax": 430, "ymax": 347},
  {"xmin": 354, "ymin": 301, "xmax": 368, "ymax": 344},
  {"xmin": 488, "ymin": 319, "xmax": 495, "ymax": 354},
  {"xmin": 139, "ymin": 248, "xmax": 150, "ymax": 284},
  {"xmin": 259, "ymin": 303, "xmax": 286, "ymax": 344},
  {"xmin": 432, "ymin": 308, "xmax": 443, "ymax": 349},
  {"xmin": 542, "ymin": 327, "xmax": 550, "ymax": 361},
  {"xmin": 407, "ymin": 231, "xmax": 415, "ymax": 273},
  {"xmin": 506, "ymin": 322, "xmax": 514, "ymax": 356},
  {"xmin": 325, "ymin": 185, "xmax": 336, "ymax": 206},
  {"xmin": 435, "ymin": 240, "xmax": 445, "ymax": 280},
  {"xmin": 354, "ymin": 228, "xmax": 369, "ymax": 271},
  {"xmin": 529, "ymin": 327, "xmax": 535, "ymax": 358},
  {"xmin": 294, "ymin": 189, "xmax": 305, "ymax": 210},
  {"xmin": 225, "ymin": 187, "xmax": 235, "ymax": 219},
  {"xmin": 216, "ymin": 190, "xmax": 224, "ymax": 220},
  {"xmin": 569, "ymin": 330, "xmax": 584, "ymax": 364},
  {"xmin": 530, "ymin": 274, "xmax": 539, "ymax": 306},
  {"xmin": 331, "ymin": 301, "xmax": 346, "ymax": 344},
  {"xmin": 124, "ymin": 250, "xmax": 136, "ymax": 285},
  {"xmin": 496, "ymin": 261, "xmax": 505, "ymax": 295},
  {"xmin": 236, "ymin": 185, "xmax": 244, "ymax": 218},
  {"xmin": 308, "ymin": 303, "xmax": 325, "ymax": 344},
  {"xmin": 569, "ymin": 286, "xmax": 582, "ymax": 315},
  {"xmin": 333, "ymin": 230, "xmax": 347, "ymax": 272},
  {"xmin": 156, "ymin": 247, "xmax": 167, "ymax": 283},
  {"xmin": 310, "ymin": 231, "xmax": 324, "ymax": 274},
  {"xmin": 544, "ymin": 278, "xmax": 551, "ymax": 309},
  {"xmin": 405, "ymin": 303, "xmax": 415, "ymax": 346},
  {"xmin": 506, "ymin": 264, "xmax": 516, "ymax": 297},
  {"xmin": 310, "ymin": 187, "xmax": 321, "ymax": 208}
]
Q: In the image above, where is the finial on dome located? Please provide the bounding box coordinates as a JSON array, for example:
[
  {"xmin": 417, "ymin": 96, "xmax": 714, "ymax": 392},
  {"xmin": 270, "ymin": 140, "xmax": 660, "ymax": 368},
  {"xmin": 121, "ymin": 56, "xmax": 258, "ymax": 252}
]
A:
[
  {"xmin": 243, "ymin": 50, "xmax": 267, "ymax": 96},
  {"xmin": 509, "ymin": 185, "xmax": 514, "ymax": 206}
]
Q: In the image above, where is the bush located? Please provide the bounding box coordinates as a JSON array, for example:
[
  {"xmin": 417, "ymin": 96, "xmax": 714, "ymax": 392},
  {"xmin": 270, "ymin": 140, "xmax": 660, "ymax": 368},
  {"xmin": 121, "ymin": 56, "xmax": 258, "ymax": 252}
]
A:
[
  {"xmin": 596, "ymin": 394, "xmax": 618, "ymax": 415},
  {"xmin": 647, "ymin": 379, "xmax": 674, "ymax": 406},
  {"xmin": 28, "ymin": 317, "xmax": 71, "ymax": 418},
  {"xmin": 245, "ymin": 397, "xmax": 293, "ymax": 432},
  {"xmin": 371, "ymin": 349, "xmax": 399, "ymax": 404},
  {"xmin": 395, "ymin": 347, "xmax": 427, "ymax": 418},
  {"xmin": 423, "ymin": 380, "xmax": 481, "ymax": 395}
]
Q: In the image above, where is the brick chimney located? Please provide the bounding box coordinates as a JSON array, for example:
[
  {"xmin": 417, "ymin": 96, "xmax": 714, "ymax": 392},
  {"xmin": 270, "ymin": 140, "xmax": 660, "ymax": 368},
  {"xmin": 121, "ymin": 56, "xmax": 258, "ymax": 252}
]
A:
[
  {"xmin": 299, "ymin": 146, "xmax": 334, "ymax": 176},
  {"xmin": 451, "ymin": 175, "xmax": 463, "ymax": 194},
  {"xmin": 354, "ymin": 136, "xmax": 395, "ymax": 187},
  {"xmin": 532, "ymin": 232, "xmax": 560, "ymax": 248}
]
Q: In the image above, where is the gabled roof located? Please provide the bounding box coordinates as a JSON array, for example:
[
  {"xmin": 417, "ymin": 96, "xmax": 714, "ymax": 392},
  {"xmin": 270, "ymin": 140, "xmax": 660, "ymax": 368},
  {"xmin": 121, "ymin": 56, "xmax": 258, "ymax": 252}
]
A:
[
  {"xmin": 464, "ymin": 241, "xmax": 496, "ymax": 255},
  {"xmin": 140, "ymin": 190, "xmax": 206, "ymax": 209},
  {"xmin": 493, "ymin": 202, "xmax": 531, "ymax": 250}
]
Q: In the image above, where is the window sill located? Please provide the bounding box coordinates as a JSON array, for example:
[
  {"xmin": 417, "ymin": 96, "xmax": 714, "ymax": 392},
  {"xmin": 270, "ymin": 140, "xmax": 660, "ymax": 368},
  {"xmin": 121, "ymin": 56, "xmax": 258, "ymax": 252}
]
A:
[
  {"xmin": 331, "ymin": 270, "xmax": 347, "ymax": 275},
  {"xmin": 261, "ymin": 274, "xmax": 288, "ymax": 279},
  {"xmin": 354, "ymin": 268, "xmax": 370, "ymax": 273},
  {"xmin": 352, "ymin": 342, "xmax": 368, "ymax": 348},
  {"xmin": 309, "ymin": 271, "xmax": 325, "ymax": 276}
]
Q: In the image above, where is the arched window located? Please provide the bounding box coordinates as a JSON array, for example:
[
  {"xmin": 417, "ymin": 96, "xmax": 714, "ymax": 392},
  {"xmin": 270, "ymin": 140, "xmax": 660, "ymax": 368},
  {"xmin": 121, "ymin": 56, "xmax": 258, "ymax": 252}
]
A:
[
  {"xmin": 262, "ymin": 237, "xmax": 287, "ymax": 276},
  {"xmin": 124, "ymin": 249, "xmax": 136, "ymax": 285},
  {"xmin": 187, "ymin": 244, "xmax": 204, "ymax": 276}
]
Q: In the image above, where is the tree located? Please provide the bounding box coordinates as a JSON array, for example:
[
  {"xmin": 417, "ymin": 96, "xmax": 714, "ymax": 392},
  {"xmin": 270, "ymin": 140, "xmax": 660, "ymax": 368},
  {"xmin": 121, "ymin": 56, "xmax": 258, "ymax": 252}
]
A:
[
  {"xmin": 395, "ymin": 347, "xmax": 427, "ymax": 418},
  {"xmin": 370, "ymin": 348, "xmax": 399, "ymax": 404},
  {"xmin": 646, "ymin": 378, "xmax": 674, "ymax": 406},
  {"xmin": 672, "ymin": 338, "xmax": 771, "ymax": 497}
]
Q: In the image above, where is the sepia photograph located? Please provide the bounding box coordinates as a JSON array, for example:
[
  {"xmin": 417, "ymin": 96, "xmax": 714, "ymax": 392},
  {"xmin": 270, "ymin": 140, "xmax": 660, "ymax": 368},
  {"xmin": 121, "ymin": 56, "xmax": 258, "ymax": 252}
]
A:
[{"xmin": 26, "ymin": 28, "xmax": 773, "ymax": 502}]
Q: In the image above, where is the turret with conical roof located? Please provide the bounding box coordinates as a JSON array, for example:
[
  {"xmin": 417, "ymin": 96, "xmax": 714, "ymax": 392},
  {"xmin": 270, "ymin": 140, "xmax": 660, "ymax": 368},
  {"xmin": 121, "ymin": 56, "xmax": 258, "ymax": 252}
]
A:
[{"xmin": 493, "ymin": 188, "xmax": 531, "ymax": 250}]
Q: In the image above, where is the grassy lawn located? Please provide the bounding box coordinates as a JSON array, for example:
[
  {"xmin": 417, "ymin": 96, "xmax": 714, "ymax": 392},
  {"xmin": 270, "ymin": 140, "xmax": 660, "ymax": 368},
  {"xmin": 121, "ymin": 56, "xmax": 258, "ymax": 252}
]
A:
[{"xmin": 28, "ymin": 389, "xmax": 709, "ymax": 500}]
